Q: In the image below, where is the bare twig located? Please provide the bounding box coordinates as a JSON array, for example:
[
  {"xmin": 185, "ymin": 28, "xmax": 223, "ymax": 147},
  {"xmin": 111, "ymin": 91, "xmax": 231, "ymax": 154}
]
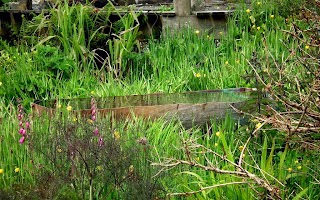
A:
[{"xmin": 167, "ymin": 181, "xmax": 249, "ymax": 197}]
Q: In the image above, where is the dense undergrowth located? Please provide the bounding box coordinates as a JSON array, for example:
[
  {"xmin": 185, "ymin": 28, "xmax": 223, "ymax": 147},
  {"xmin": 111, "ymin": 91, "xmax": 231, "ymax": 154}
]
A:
[{"xmin": 0, "ymin": 0, "xmax": 319, "ymax": 199}]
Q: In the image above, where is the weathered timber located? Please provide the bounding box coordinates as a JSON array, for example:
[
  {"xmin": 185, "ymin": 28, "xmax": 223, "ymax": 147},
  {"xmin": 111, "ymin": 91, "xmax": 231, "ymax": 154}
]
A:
[{"xmin": 32, "ymin": 88, "xmax": 257, "ymax": 128}]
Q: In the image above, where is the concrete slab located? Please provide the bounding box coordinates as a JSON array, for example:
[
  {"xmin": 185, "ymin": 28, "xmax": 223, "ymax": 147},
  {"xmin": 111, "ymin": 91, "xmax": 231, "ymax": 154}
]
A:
[{"xmin": 161, "ymin": 14, "xmax": 227, "ymax": 38}]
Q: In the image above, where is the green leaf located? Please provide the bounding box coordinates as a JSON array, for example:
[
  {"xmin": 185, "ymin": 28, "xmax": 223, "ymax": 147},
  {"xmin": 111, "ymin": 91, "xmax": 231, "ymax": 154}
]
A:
[
  {"xmin": 31, "ymin": 36, "xmax": 56, "ymax": 52},
  {"xmin": 278, "ymin": 143, "xmax": 288, "ymax": 181},
  {"xmin": 261, "ymin": 136, "xmax": 268, "ymax": 171},
  {"xmin": 265, "ymin": 138, "xmax": 275, "ymax": 174},
  {"xmin": 179, "ymin": 171, "xmax": 205, "ymax": 184},
  {"xmin": 221, "ymin": 133, "xmax": 233, "ymax": 161},
  {"xmin": 292, "ymin": 187, "xmax": 308, "ymax": 200}
]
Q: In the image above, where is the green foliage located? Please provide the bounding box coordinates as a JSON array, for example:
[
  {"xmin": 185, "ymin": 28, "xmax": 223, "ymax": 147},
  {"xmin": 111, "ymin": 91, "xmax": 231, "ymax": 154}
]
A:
[
  {"xmin": 0, "ymin": 0, "xmax": 319, "ymax": 199},
  {"xmin": 107, "ymin": 10, "xmax": 141, "ymax": 78},
  {"xmin": 0, "ymin": 108, "xmax": 174, "ymax": 199},
  {"xmin": 154, "ymin": 116, "xmax": 319, "ymax": 199},
  {"xmin": 33, "ymin": 45, "xmax": 74, "ymax": 79},
  {"xmin": 30, "ymin": 115, "xmax": 164, "ymax": 199},
  {"xmin": 0, "ymin": 43, "xmax": 76, "ymax": 103},
  {"xmin": 272, "ymin": 0, "xmax": 306, "ymax": 18},
  {"xmin": 19, "ymin": 0, "xmax": 113, "ymax": 66}
]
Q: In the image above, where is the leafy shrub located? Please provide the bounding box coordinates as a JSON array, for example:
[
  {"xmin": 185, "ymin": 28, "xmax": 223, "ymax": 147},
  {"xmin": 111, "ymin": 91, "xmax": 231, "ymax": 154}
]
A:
[{"xmin": 33, "ymin": 45, "xmax": 74, "ymax": 79}]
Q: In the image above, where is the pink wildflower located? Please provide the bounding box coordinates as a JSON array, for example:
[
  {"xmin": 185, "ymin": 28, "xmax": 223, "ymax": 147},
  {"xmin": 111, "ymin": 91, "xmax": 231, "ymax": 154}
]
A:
[
  {"xmin": 19, "ymin": 136, "xmax": 25, "ymax": 144},
  {"xmin": 98, "ymin": 136, "xmax": 104, "ymax": 147},
  {"xmin": 19, "ymin": 128, "xmax": 26, "ymax": 136},
  {"xmin": 93, "ymin": 127, "xmax": 99, "ymax": 136},
  {"xmin": 26, "ymin": 122, "xmax": 30, "ymax": 130},
  {"xmin": 18, "ymin": 114, "xmax": 23, "ymax": 120}
]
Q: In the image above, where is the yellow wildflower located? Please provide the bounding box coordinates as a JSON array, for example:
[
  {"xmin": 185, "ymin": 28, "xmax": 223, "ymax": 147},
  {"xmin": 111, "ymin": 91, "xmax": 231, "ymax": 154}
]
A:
[
  {"xmin": 57, "ymin": 104, "xmax": 62, "ymax": 109},
  {"xmin": 0, "ymin": 82, "xmax": 2, "ymax": 86},
  {"xmin": 114, "ymin": 131, "xmax": 121, "ymax": 140},
  {"xmin": 297, "ymin": 166, "xmax": 302, "ymax": 170},
  {"xmin": 246, "ymin": 9, "xmax": 251, "ymax": 13},
  {"xmin": 214, "ymin": 143, "xmax": 218, "ymax": 147},
  {"xmin": 255, "ymin": 122, "xmax": 262, "ymax": 129},
  {"xmin": 57, "ymin": 148, "xmax": 62, "ymax": 153},
  {"xmin": 252, "ymin": 25, "xmax": 256, "ymax": 29},
  {"xmin": 15, "ymin": 167, "xmax": 20, "ymax": 173},
  {"xmin": 257, "ymin": 26, "xmax": 261, "ymax": 30},
  {"xmin": 67, "ymin": 105, "xmax": 72, "ymax": 111},
  {"xmin": 257, "ymin": 2, "xmax": 261, "ymax": 5},
  {"xmin": 287, "ymin": 167, "xmax": 292, "ymax": 172},
  {"xmin": 305, "ymin": 45, "xmax": 310, "ymax": 50},
  {"xmin": 195, "ymin": 30, "xmax": 200, "ymax": 34},
  {"xmin": 239, "ymin": 146, "xmax": 244, "ymax": 151},
  {"xmin": 270, "ymin": 15, "xmax": 274, "ymax": 18},
  {"xmin": 242, "ymin": 154, "xmax": 246, "ymax": 158},
  {"xmin": 219, "ymin": 31, "xmax": 223, "ymax": 35},
  {"xmin": 195, "ymin": 73, "xmax": 201, "ymax": 78},
  {"xmin": 295, "ymin": 160, "xmax": 299, "ymax": 164},
  {"xmin": 252, "ymin": 118, "xmax": 259, "ymax": 123},
  {"xmin": 96, "ymin": 165, "xmax": 103, "ymax": 171},
  {"xmin": 215, "ymin": 131, "xmax": 221, "ymax": 137},
  {"xmin": 225, "ymin": 61, "xmax": 229, "ymax": 65},
  {"xmin": 73, "ymin": 117, "xmax": 77, "ymax": 122},
  {"xmin": 195, "ymin": 157, "xmax": 200, "ymax": 161},
  {"xmin": 87, "ymin": 119, "xmax": 93, "ymax": 124},
  {"xmin": 249, "ymin": 15, "xmax": 255, "ymax": 21},
  {"xmin": 0, "ymin": 169, "xmax": 3, "ymax": 174},
  {"xmin": 91, "ymin": 91, "xmax": 95, "ymax": 95},
  {"xmin": 207, "ymin": 35, "xmax": 210, "ymax": 39}
]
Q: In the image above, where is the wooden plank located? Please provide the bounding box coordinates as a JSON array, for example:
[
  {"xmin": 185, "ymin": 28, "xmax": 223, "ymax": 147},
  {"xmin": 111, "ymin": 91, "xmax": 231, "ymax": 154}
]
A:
[{"xmin": 193, "ymin": 10, "xmax": 234, "ymax": 16}]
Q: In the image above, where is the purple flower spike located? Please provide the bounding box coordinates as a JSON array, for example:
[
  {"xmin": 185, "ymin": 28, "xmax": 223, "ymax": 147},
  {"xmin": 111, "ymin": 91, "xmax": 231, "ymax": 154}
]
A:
[
  {"xmin": 98, "ymin": 136, "xmax": 104, "ymax": 147},
  {"xmin": 17, "ymin": 100, "xmax": 28, "ymax": 144},
  {"xmin": 90, "ymin": 97, "xmax": 97, "ymax": 122},
  {"xmin": 19, "ymin": 136, "xmax": 25, "ymax": 144},
  {"xmin": 94, "ymin": 127, "xmax": 99, "ymax": 136}
]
